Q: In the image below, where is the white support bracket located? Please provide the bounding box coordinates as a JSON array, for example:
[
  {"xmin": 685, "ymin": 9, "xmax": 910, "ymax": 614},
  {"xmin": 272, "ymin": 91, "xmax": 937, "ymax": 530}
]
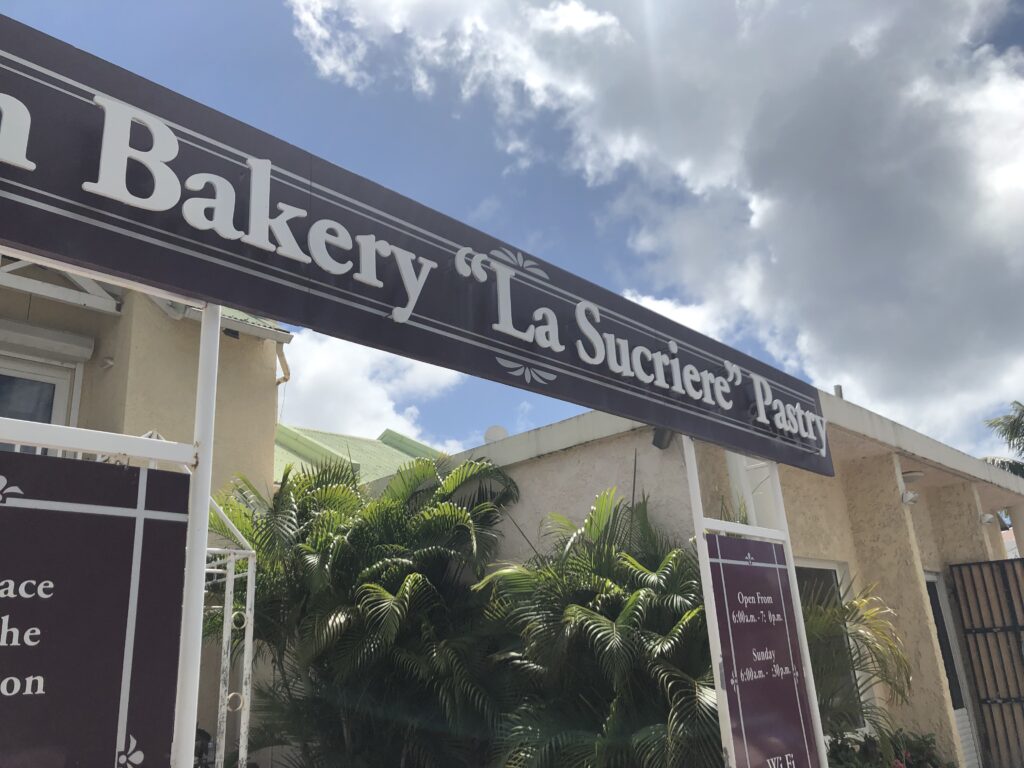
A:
[{"xmin": 0, "ymin": 254, "xmax": 120, "ymax": 314}]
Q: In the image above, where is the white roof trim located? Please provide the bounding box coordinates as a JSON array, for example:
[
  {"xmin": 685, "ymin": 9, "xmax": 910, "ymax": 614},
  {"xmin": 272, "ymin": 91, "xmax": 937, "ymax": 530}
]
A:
[
  {"xmin": 183, "ymin": 307, "xmax": 293, "ymax": 344},
  {"xmin": 820, "ymin": 392, "xmax": 1024, "ymax": 497},
  {"xmin": 453, "ymin": 392, "xmax": 1024, "ymax": 499},
  {"xmin": 148, "ymin": 297, "xmax": 293, "ymax": 343}
]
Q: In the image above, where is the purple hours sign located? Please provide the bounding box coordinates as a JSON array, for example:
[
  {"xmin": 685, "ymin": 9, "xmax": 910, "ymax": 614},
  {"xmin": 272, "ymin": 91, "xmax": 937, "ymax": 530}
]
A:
[
  {"xmin": 706, "ymin": 533, "xmax": 821, "ymax": 768},
  {"xmin": 0, "ymin": 451, "xmax": 188, "ymax": 768}
]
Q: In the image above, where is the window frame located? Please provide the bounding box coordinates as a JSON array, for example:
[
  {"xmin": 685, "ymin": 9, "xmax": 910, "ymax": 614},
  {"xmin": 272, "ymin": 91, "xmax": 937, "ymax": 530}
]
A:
[
  {"xmin": 0, "ymin": 351, "xmax": 77, "ymax": 429},
  {"xmin": 793, "ymin": 556, "xmax": 873, "ymax": 737},
  {"xmin": 923, "ymin": 571, "xmax": 971, "ymax": 712}
]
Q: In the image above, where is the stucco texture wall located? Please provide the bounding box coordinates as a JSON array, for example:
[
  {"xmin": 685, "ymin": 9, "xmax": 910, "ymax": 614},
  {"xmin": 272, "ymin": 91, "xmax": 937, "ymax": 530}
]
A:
[
  {"xmin": 0, "ymin": 285, "xmax": 278, "ymax": 492},
  {"xmin": 926, "ymin": 482, "xmax": 994, "ymax": 566},
  {"xmin": 779, "ymin": 463, "xmax": 862, "ymax": 575},
  {"xmin": 0, "ymin": 278, "xmax": 130, "ymax": 433},
  {"xmin": 491, "ymin": 428, "xmax": 694, "ymax": 563},
  {"xmin": 117, "ymin": 293, "xmax": 279, "ymax": 494},
  {"xmin": 839, "ymin": 453, "xmax": 964, "ymax": 763}
]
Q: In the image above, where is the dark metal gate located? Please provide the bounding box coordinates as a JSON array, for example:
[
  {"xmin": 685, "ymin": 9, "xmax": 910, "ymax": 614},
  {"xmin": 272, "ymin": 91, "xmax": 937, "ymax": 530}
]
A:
[{"xmin": 949, "ymin": 559, "xmax": 1024, "ymax": 768}]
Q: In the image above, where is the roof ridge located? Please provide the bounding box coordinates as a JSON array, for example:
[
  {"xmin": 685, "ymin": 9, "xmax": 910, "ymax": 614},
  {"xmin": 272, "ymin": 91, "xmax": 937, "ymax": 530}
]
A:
[
  {"xmin": 275, "ymin": 424, "xmax": 358, "ymax": 470},
  {"xmin": 377, "ymin": 428, "xmax": 440, "ymax": 458}
]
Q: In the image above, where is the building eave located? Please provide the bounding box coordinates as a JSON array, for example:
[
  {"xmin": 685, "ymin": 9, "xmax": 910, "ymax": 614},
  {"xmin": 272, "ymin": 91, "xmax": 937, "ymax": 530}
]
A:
[{"xmin": 451, "ymin": 391, "xmax": 1024, "ymax": 507}]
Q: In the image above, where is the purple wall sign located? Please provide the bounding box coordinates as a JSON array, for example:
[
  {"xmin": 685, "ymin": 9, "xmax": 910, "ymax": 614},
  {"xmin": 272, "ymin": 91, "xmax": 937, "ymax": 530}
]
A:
[
  {"xmin": 0, "ymin": 451, "xmax": 188, "ymax": 768},
  {"xmin": 706, "ymin": 533, "xmax": 820, "ymax": 768}
]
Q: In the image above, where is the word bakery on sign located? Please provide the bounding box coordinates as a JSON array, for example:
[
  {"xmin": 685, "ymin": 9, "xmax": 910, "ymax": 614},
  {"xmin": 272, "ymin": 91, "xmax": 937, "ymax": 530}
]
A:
[{"xmin": 0, "ymin": 91, "xmax": 828, "ymax": 460}]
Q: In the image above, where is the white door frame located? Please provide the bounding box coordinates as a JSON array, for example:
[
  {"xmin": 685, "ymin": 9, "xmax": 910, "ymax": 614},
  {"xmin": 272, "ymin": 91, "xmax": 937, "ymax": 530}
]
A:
[{"xmin": 924, "ymin": 570, "xmax": 984, "ymax": 766}]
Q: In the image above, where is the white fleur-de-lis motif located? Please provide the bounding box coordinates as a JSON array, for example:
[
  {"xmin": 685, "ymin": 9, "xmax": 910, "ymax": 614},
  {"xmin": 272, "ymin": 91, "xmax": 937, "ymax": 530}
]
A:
[
  {"xmin": 744, "ymin": 552, "xmax": 754, "ymax": 565},
  {"xmin": 117, "ymin": 735, "xmax": 144, "ymax": 766},
  {"xmin": 488, "ymin": 246, "xmax": 550, "ymax": 280},
  {"xmin": 496, "ymin": 357, "xmax": 557, "ymax": 385},
  {"xmin": 0, "ymin": 476, "xmax": 23, "ymax": 504}
]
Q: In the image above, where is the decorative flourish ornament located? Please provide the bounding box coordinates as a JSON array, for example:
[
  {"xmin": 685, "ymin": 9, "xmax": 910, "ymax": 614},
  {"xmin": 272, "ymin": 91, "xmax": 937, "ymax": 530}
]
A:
[
  {"xmin": 496, "ymin": 357, "xmax": 557, "ymax": 385},
  {"xmin": 0, "ymin": 475, "xmax": 23, "ymax": 504},
  {"xmin": 487, "ymin": 246, "xmax": 550, "ymax": 280},
  {"xmin": 117, "ymin": 735, "xmax": 145, "ymax": 766}
]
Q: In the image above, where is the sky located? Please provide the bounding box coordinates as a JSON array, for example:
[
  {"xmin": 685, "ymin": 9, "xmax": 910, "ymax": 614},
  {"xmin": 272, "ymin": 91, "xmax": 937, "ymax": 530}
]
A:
[{"xmin": 7, "ymin": 0, "xmax": 1024, "ymax": 459}]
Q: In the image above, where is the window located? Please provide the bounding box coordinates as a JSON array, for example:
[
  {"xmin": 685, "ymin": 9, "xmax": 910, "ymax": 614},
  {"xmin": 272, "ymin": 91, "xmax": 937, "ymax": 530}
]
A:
[
  {"xmin": 795, "ymin": 564, "xmax": 865, "ymax": 732},
  {"xmin": 0, "ymin": 355, "xmax": 72, "ymax": 453},
  {"xmin": 724, "ymin": 450, "xmax": 782, "ymax": 528}
]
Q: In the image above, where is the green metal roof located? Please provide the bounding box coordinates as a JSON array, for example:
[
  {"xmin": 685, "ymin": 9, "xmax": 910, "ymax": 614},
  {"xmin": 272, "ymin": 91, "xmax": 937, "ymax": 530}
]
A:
[
  {"xmin": 222, "ymin": 307, "xmax": 287, "ymax": 334},
  {"xmin": 274, "ymin": 424, "xmax": 440, "ymax": 483}
]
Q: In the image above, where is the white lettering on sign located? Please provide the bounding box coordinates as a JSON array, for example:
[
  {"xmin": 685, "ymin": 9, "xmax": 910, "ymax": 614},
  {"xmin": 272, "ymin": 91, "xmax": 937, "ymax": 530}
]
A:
[
  {"xmin": 0, "ymin": 94, "xmax": 36, "ymax": 171},
  {"xmin": 0, "ymin": 577, "xmax": 53, "ymax": 696},
  {"xmin": 752, "ymin": 372, "xmax": 827, "ymax": 456},
  {"xmin": 0, "ymin": 90, "xmax": 830, "ymax": 460},
  {"xmin": 766, "ymin": 754, "xmax": 797, "ymax": 768},
  {"xmin": 0, "ymin": 578, "xmax": 55, "ymax": 599}
]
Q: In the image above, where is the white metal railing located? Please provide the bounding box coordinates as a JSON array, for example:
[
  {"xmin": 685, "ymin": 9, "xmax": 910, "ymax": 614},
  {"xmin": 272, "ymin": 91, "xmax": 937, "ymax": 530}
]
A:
[
  {"xmin": 204, "ymin": 495, "xmax": 257, "ymax": 768},
  {"xmin": 0, "ymin": 416, "xmax": 195, "ymax": 464}
]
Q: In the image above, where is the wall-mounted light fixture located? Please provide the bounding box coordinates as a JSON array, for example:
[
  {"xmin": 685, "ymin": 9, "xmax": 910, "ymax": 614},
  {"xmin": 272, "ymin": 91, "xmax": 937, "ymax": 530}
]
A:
[
  {"xmin": 980, "ymin": 512, "xmax": 996, "ymax": 525},
  {"xmin": 901, "ymin": 490, "xmax": 920, "ymax": 505},
  {"xmin": 652, "ymin": 427, "xmax": 675, "ymax": 450}
]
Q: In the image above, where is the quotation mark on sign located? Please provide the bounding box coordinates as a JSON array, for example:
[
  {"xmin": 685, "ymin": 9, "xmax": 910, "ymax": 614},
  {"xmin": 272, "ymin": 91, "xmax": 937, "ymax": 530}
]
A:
[
  {"xmin": 117, "ymin": 735, "xmax": 144, "ymax": 766},
  {"xmin": 0, "ymin": 476, "xmax": 23, "ymax": 504},
  {"xmin": 723, "ymin": 361, "xmax": 743, "ymax": 386}
]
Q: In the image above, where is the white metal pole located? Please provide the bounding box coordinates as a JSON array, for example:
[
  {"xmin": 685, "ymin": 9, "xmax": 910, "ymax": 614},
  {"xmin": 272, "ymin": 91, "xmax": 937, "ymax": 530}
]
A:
[
  {"xmin": 237, "ymin": 554, "xmax": 257, "ymax": 767},
  {"xmin": 171, "ymin": 303, "xmax": 222, "ymax": 768},
  {"xmin": 680, "ymin": 435, "xmax": 734, "ymax": 768},
  {"xmin": 215, "ymin": 554, "xmax": 236, "ymax": 768}
]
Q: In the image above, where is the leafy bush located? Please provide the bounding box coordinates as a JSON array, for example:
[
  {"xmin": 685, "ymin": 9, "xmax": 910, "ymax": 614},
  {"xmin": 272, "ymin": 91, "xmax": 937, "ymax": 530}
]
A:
[
  {"xmin": 827, "ymin": 730, "xmax": 957, "ymax": 768},
  {"xmin": 208, "ymin": 468, "xmax": 943, "ymax": 768}
]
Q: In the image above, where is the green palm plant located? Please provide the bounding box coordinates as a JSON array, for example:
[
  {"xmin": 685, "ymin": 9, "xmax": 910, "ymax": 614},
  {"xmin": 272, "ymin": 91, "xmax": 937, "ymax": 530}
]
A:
[
  {"xmin": 478, "ymin": 489, "xmax": 915, "ymax": 768},
  {"xmin": 477, "ymin": 489, "xmax": 721, "ymax": 768},
  {"xmin": 986, "ymin": 401, "xmax": 1024, "ymax": 478},
  {"xmin": 207, "ymin": 456, "xmax": 519, "ymax": 768},
  {"xmin": 798, "ymin": 578, "xmax": 911, "ymax": 744}
]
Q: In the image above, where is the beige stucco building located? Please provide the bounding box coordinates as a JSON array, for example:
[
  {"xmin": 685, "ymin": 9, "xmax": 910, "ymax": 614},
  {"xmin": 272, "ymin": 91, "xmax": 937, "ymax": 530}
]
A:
[
  {"xmin": 6, "ymin": 257, "xmax": 1024, "ymax": 767},
  {"xmin": 453, "ymin": 394, "xmax": 1024, "ymax": 768},
  {"xmin": 0, "ymin": 259, "xmax": 287, "ymax": 494},
  {"xmin": 0, "ymin": 258, "xmax": 289, "ymax": 751}
]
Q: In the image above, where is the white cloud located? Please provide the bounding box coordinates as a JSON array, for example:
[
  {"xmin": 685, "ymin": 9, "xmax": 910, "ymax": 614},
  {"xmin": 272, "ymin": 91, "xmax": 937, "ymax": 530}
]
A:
[
  {"xmin": 279, "ymin": 329, "xmax": 465, "ymax": 449},
  {"xmin": 468, "ymin": 194, "xmax": 501, "ymax": 223},
  {"xmin": 623, "ymin": 290, "xmax": 731, "ymax": 343},
  {"xmin": 286, "ymin": 0, "xmax": 1024, "ymax": 457}
]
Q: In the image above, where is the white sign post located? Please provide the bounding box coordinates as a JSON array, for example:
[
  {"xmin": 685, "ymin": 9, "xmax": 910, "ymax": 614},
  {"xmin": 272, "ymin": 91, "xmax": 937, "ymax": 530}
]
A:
[
  {"xmin": 170, "ymin": 303, "xmax": 222, "ymax": 768},
  {"xmin": 680, "ymin": 435, "xmax": 829, "ymax": 768}
]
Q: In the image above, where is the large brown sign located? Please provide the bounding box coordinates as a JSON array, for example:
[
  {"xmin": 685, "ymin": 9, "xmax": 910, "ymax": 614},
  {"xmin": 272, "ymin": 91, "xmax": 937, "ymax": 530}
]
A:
[
  {"xmin": 706, "ymin": 533, "xmax": 821, "ymax": 768},
  {"xmin": 0, "ymin": 451, "xmax": 188, "ymax": 768},
  {"xmin": 0, "ymin": 15, "xmax": 832, "ymax": 475}
]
